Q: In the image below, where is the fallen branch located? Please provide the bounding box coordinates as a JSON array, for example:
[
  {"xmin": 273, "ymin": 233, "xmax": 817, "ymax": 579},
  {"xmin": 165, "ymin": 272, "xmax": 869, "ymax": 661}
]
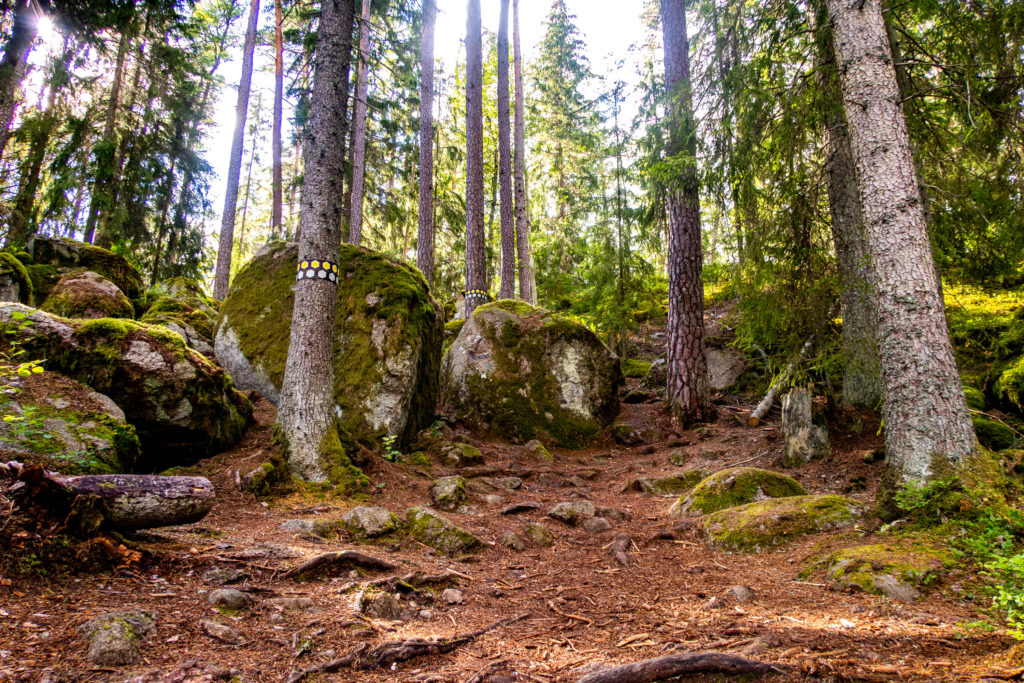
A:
[
  {"xmin": 610, "ymin": 534, "xmax": 632, "ymax": 567},
  {"xmin": 465, "ymin": 659, "xmax": 508, "ymax": 683},
  {"xmin": 282, "ymin": 551, "xmax": 398, "ymax": 579},
  {"xmin": 548, "ymin": 600, "xmax": 593, "ymax": 625},
  {"xmin": 577, "ymin": 651, "xmax": 783, "ymax": 682},
  {"xmin": 747, "ymin": 337, "xmax": 813, "ymax": 427}
]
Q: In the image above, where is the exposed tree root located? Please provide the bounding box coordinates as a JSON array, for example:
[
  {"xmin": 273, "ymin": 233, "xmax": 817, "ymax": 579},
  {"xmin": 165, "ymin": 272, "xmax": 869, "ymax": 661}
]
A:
[
  {"xmin": 281, "ymin": 550, "xmax": 399, "ymax": 579},
  {"xmin": 285, "ymin": 613, "xmax": 529, "ymax": 682},
  {"xmin": 576, "ymin": 651, "xmax": 784, "ymax": 682}
]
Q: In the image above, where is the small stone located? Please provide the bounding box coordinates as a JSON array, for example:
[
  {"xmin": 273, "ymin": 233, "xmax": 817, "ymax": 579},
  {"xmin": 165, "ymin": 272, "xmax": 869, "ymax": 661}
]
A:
[
  {"xmin": 430, "ymin": 476, "xmax": 469, "ymax": 511},
  {"xmin": 280, "ymin": 519, "xmax": 316, "ymax": 534},
  {"xmin": 440, "ymin": 443, "xmax": 485, "ymax": 468},
  {"xmin": 498, "ymin": 477, "xmax": 523, "ymax": 490},
  {"xmin": 501, "ymin": 501, "xmax": 541, "ymax": 515},
  {"xmin": 524, "ymin": 439, "xmax": 553, "ymax": 463},
  {"xmin": 524, "ymin": 522, "xmax": 554, "ymax": 547},
  {"xmin": 668, "ymin": 450, "xmax": 688, "ymax": 467},
  {"xmin": 638, "ymin": 444, "xmax": 657, "ymax": 455},
  {"xmin": 79, "ymin": 610, "xmax": 156, "ymax": 666},
  {"xmin": 406, "ymin": 507, "xmax": 482, "ymax": 556},
  {"xmin": 362, "ymin": 590, "xmax": 404, "ymax": 620},
  {"xmin": 268, "ymin": 613, "xmax": 285, "ymax": 624},
  {"xmin": 268, "ymin": 597, "xmax": 315, "ymax": 611},
  {"xmin": 537, "ymin": 472, "xmax": 572, "ymax": 487},
  {"xmin": 583, "ymin": 517, "xmax": 612, "ymax": 533},
  {"xmin": 441, "ymin": 588, "xmax": 464, "ymax": 605},
  {"xmin": 482, "ymin": 494, "xmax": 505, "ymax": 505},
  {"xmin": 704, "ymin": 596, "xmax": 725, "ymax": 610},
  {"xmin": 596, "ymin": 506, "xmax": 629, "ymax": 522},
  {"xmin": 612, "ymin": 423, "xmax": 642, "ymax": 446},
  {"xmin": 201, "ymin": 620, "xmax": 244, "ymax": 645},
  {"xmin": 501, "ymin": 532, "xmax": 526, "ymax": 550},
  {"xmin": 207, "ymin": 589, "xmax": 251, "ymax": 611},
  {"xmin": 547, "ymin": 501, "xmax": 595, "ymax": 526},
  {"xmin": 200, "ymin": 566, "xmax": 246, "ymax": 585},
  {"xmin": 340, "ymin": 505, "xmax": 399, "ymax": 538},
  {"xmin": 418, "ymin": 610, "xmax": 434, "ymax": 620},
  {"xmin": 726, "ymin": 585, "xmax": 755, "ymax": 603}
]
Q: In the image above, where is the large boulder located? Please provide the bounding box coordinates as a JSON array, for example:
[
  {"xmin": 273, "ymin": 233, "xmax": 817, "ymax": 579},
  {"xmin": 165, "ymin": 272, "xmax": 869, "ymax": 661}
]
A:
[
  {"xmin": 0, "ymin": 370, "xmax": 140, "ymax": 473},
  {"xmin": 215, "ymin": 241, "xmax": 443, "ymax": 450},
  {"xmin": 0, "ymin": 251, "xmax": 32, "ymax": 304},
  {"xmin": 140, "ymin": 277, "xmax": 219, "ymax": 356},
  {"xmin": 29, "ymin": 237, "xmax": 144, "ymax": 306},
  {"xmin": 441, "ymin": 300, "xmax": 622, "ymax": 446},
  {"xmin": 669, "ymin": 467, "xmax": 806, "ymax": 516},
  {"xmin": 41, "ymin": 271, "xmax": 135, "ymax": 320},
  {"xmin": 0, "ymin": 304, "xmax": 252, "ymax": 467}
]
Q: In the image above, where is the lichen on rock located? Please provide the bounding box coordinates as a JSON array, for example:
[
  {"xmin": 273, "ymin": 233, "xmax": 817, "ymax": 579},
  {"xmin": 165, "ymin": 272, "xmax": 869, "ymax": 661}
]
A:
[
  {"xmin": 670, "ymin": 467, "xmax": 807, "ymax": 516},
  {"xmin": 806, "ymin": 543, "xmax": 949, "ymax": 602},
  {"xmin": 215, "ymin": 241, "xmax": 443, "ymax": 452},
  {"xmin": 406, "ymin": 507, "xmax": 482, "ymax": 555},
  {"xmin": 441, "ymin": 300, "xmax": 622, "ymax": 447},
  {"xmin": 702, "ymin": 494, "xmax": 867, "ymax": 553}
]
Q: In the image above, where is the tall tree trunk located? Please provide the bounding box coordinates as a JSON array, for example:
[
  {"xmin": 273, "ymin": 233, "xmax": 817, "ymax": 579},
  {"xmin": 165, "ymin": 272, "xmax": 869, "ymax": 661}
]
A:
[
  {"xmin": 213, "ymin": 0, "xmax": 260, "ymax": 301},
  {"xmin": 496, "ymin": 0, "xmax": 515, "ymax": 299},
  {"xmin": 815, "ymin": 17, "xmax": 880, "ymax": 408},
  {"xmin": 826, "ymin": 0, "xmax": 975, "ymax": 481},
  {"xmin": 512, "ymin": 0, "xmax": 535, "ymax": 305},
  {"xmin": 347, "ymin": 0, "xmax": 372, "ymax": 245},
  {"xmin": 271, "ymin": 0, "xmax": 284, "ymax": 240},
  {"xmin": 83, "ymin": 27, "xmax": 131, "ymax": 244},
  {"xmin": 661, "ymin": 0, "xmax": 712, "ymax": 425},
  {"xmin": 416, "ymin": 0, "xmax": 436, "ymax": 285},
  {"xmin": 464, "ymin": 0, "xmax": 486, "ymax": 317},
  {"xmin": 0, "ymin": 0, "xmax": 36, "ymax": 163},
  {"xmin": 277, "ymin": 0, "xmax": 356, "ymax": 482}
]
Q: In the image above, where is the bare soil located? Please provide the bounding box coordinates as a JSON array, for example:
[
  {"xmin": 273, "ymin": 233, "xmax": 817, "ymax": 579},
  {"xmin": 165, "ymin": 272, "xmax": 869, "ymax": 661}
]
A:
[{"xmin": 0, "ymin": 386, "xmax": 1017, "ymax": 682}]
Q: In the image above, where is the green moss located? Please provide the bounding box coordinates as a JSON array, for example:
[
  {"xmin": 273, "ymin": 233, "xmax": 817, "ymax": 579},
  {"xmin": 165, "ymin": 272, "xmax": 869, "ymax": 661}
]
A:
[
  {"xmin": 31, "ymin": 237, "xmax": 144, "ymax": 305},
  {"xmin": 964, "ymin": 386, "xmax": 987, "ymax": 411},
  {"xmin": 218, "ymin": 241, "xmax": 443, "ymax": 451},
  {"xmin": 974, "ymin": 415, "xmax": 1017, "ymax": 451},
  {"xmin": 41, "ymin": 272, "xmax": 134, "ymax": 320},
  {"xmin": 141, "ymin": 278, "xmax": 218, "ymax": 341},
  {"xmin": 648, "ymin": 469, "xmax": 711, "ymax": 496},
  {"xmin": 396, "ymin": 450, "xmax": 431, "ymax": 468},
  {"xmin": 810, "ymin": 543, "xmax": 950, "ymax": 597},
  {"xmin": 996, "ymin": 356, "xmax": 1024, "ymax": 413},
  {"xmin": 318, "ymin": 423, "xmax": 371, "ymax": 493},
  {"xmin": 622, "ymin": 359, "xmax": 652, "ymax": 378},
  {"xmin": 671, "ymin": 467, "xmax": 807, "ymax": 516},
  {"xmin": 703, "ymin": 494, "xmax": 866, "ymax": 553},
  {"xmin": 0, "ymin": 252, "xmax": 32, "ymax": 302},
  {"xmin": 406, "ymin": 507, "xmax": 482, "ymax": 555}
]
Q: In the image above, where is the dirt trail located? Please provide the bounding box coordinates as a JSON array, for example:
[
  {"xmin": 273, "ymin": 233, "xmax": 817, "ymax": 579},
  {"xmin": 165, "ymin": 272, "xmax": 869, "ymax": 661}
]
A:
[{"xmin": 0, "ymin": 389, "xmax": 1014, "ymax": 682}]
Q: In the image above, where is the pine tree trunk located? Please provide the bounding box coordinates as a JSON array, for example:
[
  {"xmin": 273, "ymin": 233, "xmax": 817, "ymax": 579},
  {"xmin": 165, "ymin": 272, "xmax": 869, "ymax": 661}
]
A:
[
  {"xmin": 496, "ymin": 0, "xmax": 516, "ymax": 300},
  {"xmin": 83, "ymin": 27, "xmax": 131, "ymax": 245},
  {"xmin": 826, "ymin": 0, "xmax": 975, "ymax": 480},
  {"xmin": 0, "ymin": 0, "xmax": 36, "ymax": 164},
  {"xmin": 347, "ymin": 0, "xmax": 372, "ymax": 246},
  {"xmin": 277, "ymin": 0, "xmax": 356, "ymax": 482},
  {"xmin": 661, "ymin": 0, "xmax": 712, "ymax": 425},
  {"xmin": 416, "ymin": 0, "xmax": 436, "ymax": 285},
  {"xmin": 271, "ymin": 0, "xmax": 284, "ymax": 240},
  {"xmin": 816, "ymin": 22, "xmax": 881, "ymax": 408},
  {"xmin": 464, "ymin": 0, "xmax": 486, "ymax": 317},
  {"xmin": 512, "ymin": 0, "xmax": 536, "ymax": 305},
  {"xmin": 213, "ymin": 0, "xmax": 260, "ymax": 301}
]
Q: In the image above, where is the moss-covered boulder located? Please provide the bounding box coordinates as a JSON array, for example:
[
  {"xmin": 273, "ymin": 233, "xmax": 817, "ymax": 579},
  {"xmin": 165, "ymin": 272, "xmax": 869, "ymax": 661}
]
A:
[
  {"xmin": 140, "ymin": 278, "xmax": 219, "ymax": 356},
  {"xmin": 0, "ymin": 304, "xmax": 252, "ymax": 467},
  {"xmin": 0, "ymin": 251, "xmax": 32, "ymax": 304},
  {"xmin": 430, "ymin": 475, "xmax": 468, "ymax": 510},
  {"xmin": 640, "ymin": 358, "xmax": 667, "ymax": 389},
  {"xmin": 30, "ymin": 237, "xmax": 144, "ymax": 306},
  {"xmin": 625, "ymin": 468, "xmax": 710, "ymax": 497},
  {"xmin": 441, "ymin": 300, "xmax": 622, "ymax": 447},
  {"xmin": 0, "ymin": 370, "xmax": 140, "ymax": 473},
  {"xmin": 703, "ymin": 494, "xmax": 867, "ymax": 553},
  {"xmin": 670, "ymin": 467, "xmax": 807, "ymax": 516},
  {"xmin": 406, "ymin": 507, "xmax": 482, "ymax": 555},
  {"xmin": 41, "ymin": 271, "xmax": 134, "ymax": 320},
  {"xmin": 340, "ymin": 505, "xmax": 400, "ymax": 538},
  {"xmin": 215, "ymin": 241, "xmax": 443, "ymax": 451},
  {"xmin": 973, "ymin": 415, "xmax": 1017, "ymax": 451},
  {"xmin": 808, "ymin": 543, "xmax": 949, "ymax": 602}
]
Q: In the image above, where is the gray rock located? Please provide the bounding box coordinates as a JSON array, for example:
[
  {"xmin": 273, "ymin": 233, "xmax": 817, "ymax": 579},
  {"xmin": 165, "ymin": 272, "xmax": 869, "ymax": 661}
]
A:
[
  {"xmin": 481, "ymin": 494, "xmax": 505, "ymax": 505},
  {"xmin": 430, "ymin": 476, "xmax": 469, "ymax": 511},
  {"xmin": 583, "ymin": 517, "xmax": 612, "ymax": 533},
  {"xmin": 340, "ymin": 505, "xmax": 399, "ymax": 538},
  {"xmin": 406, "ymin": 507, "xmax": 482, "ymax": 556},
  {"xmin": 200, "ymin": 566, "xmax": 246, "ymax": 585},
  {"xmin": 547, "ymin": 501, "xmax": 595, "ymax": 526},
  {"xmin": 418, "ymin": 610, "xmax": 434, "ymax": 620},
  {"xmin": 207, "ymin": 589, "xmax": 251, "ymax": 611},
  {"xmin": 640, "ymin": 358, "xmax": 667, "ymax": 389},
  {"xmin": 524, "ymin": 522, "xmax": 554, "ymax": 547},
  {"xmin": 441, "ymin": 588, "xmax": 464, "ymax": 605},
  {"xmin": 524, "ymin": 439, "xmax": 553, "ymax": 463},
  {"xmin": 439, "ymin": 442, "xmax": 486, "ymax": 468},
  {"xmin": 41, "ymin": 270, "xmax": 134, "ymax": 320},
  {"xmin": 501, "ymin": 532, "xmax": 526, "ymax": 550},
  {"xmin": 201, "ymin": 620, "xmax": 244, "ymax": 645},
  {"xmin": 498, "ymin": 477, "xmax": 523, "ymax": 490},
  {"xmin": 873, "ymin": 574, "xmax": 921, "ymax": 603},
  {"xmin": 668, "ymin": 449, "xmax": 688, "ymax": 467},
  {"xmin": 79, "ymin": 610, "xmax": 156, "ymax": 666},
  {"xmin": 280, "ymin": 519, "xmax": 316, "ymax": 534},
  {"xmin": 596, "ymin": 506, "xmax": 629, "ymax": 522},
  {"xmin": 501, "ymin": 501, "xmax": 541, "ymax": 515},
  {"xmin": 705, "ymin": 346, "xmax": 748, "ymax": 391},
  {"xmin": 726, "ymin": 585, "xmax": 756, "ymax": 603},
  {"xmin": 361, "ymin": 590, "xmax": 405, "ymax": 620}
]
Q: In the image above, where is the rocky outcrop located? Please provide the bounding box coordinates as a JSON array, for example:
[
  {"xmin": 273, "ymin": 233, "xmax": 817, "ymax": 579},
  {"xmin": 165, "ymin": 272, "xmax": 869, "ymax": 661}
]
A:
[
  {"xmin": 41, "ymin": 271, "xmax": 134, "ymax": 320},
  {"xmin": 30, "ymin": 237, "xmax": 144, "ymax": 306},
  {"xmin": 140, "ymin": 277, "xmax": 219, "ymax": 356},
  {"xmin": 215, "ymin": 241, "xmax": 443, "ymax": 451},
  {"xmin": 0, "ymin": 251, "xmax": 31, "ymax": 304},
  {"xmin": 670, "ymin": 467, "xmax": 806, "ymax": 516},
  {"xmin": 441, "ymin": 300, "xmax": 622, "ymax": 447},
  {"xmin": 0, "ymin": 304, "xmax": 252, "ymax": 467}
]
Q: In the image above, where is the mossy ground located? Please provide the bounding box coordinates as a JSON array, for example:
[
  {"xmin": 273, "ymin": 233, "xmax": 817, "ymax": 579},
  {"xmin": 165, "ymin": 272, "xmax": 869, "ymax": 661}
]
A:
[
  {"xmin": 673, "ymin": 466, "xmax": 807, "ymax": 515},
  {"xmin": 621, "ymin": 359, "xmax": 651, "ymax": 378}
]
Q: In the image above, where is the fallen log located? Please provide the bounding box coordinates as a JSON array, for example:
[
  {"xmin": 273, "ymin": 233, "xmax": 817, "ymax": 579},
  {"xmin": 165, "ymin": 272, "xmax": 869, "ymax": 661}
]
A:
[
  {"xmin": 5, "ymin": 462, "xmax": 214, "ymax": 531},
  {"xmin": 747, "ymin": 337, "xmax": 813, "ymax": 427},
  {"xmin": 282, "ymin": 550, "xmax": 399, "ymax": 579},
  {"xmin": 577, "ymin": 651, "xmax": 783, "ymax": 682}
]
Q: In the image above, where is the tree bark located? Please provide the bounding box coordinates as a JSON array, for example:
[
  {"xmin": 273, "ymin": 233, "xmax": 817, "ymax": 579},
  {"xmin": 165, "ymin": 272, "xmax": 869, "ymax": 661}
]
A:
[
  {"xmin": 661, "ymin": 0, "xmax": 712, "ymax": 425},
  {"xmin": 416, "ymin": 0, "xmax": 436, "ymax": 286},
  {"xmin": 576, "ymin": 652, "xmax": 779, "ymax": 683},
  {"xmin": 816, "ymin": 22, "xmax": 881, "ymax": 408},
  {"xmin": 347, "ymin": 0, "xmax": 372, "ymax": 246},
  {"xmin": 512, "ymin": 0, "xmax": 535, "ymax": 305},
  {"xmin": 82, "ymin": 27, "xmax": 131, "ymax": 245},
  {"xmin": 0, "ymin": 0, "xmax": 36, "ymax": 164},
  {"xmin": 271, "ymin": 0, "xmax": 284, "ymax": 240},
  {"xmin": 277, "ymin": 0, "xmax": 356, "ymax": 482},
  {"xmin": 213, "ymin": 0, "xmax": 260, "ymax": 301},
  {"xmin": 826, "ymin": 0, "xmax": 975, "ymax": 480},
  {"xmin": 496, "ymin": 0, "xmax": 515, "ymax": 299},
  {"xmin": 464, "ymin": 0, "xmax": 486, "ymax": 317}
]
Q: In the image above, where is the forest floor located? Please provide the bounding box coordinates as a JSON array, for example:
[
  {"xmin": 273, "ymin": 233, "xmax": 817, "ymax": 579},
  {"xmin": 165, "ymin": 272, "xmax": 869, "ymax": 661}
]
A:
[{"xmin": 1, "ymin": 377, "xmax": 1021, "ymax": 681}]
